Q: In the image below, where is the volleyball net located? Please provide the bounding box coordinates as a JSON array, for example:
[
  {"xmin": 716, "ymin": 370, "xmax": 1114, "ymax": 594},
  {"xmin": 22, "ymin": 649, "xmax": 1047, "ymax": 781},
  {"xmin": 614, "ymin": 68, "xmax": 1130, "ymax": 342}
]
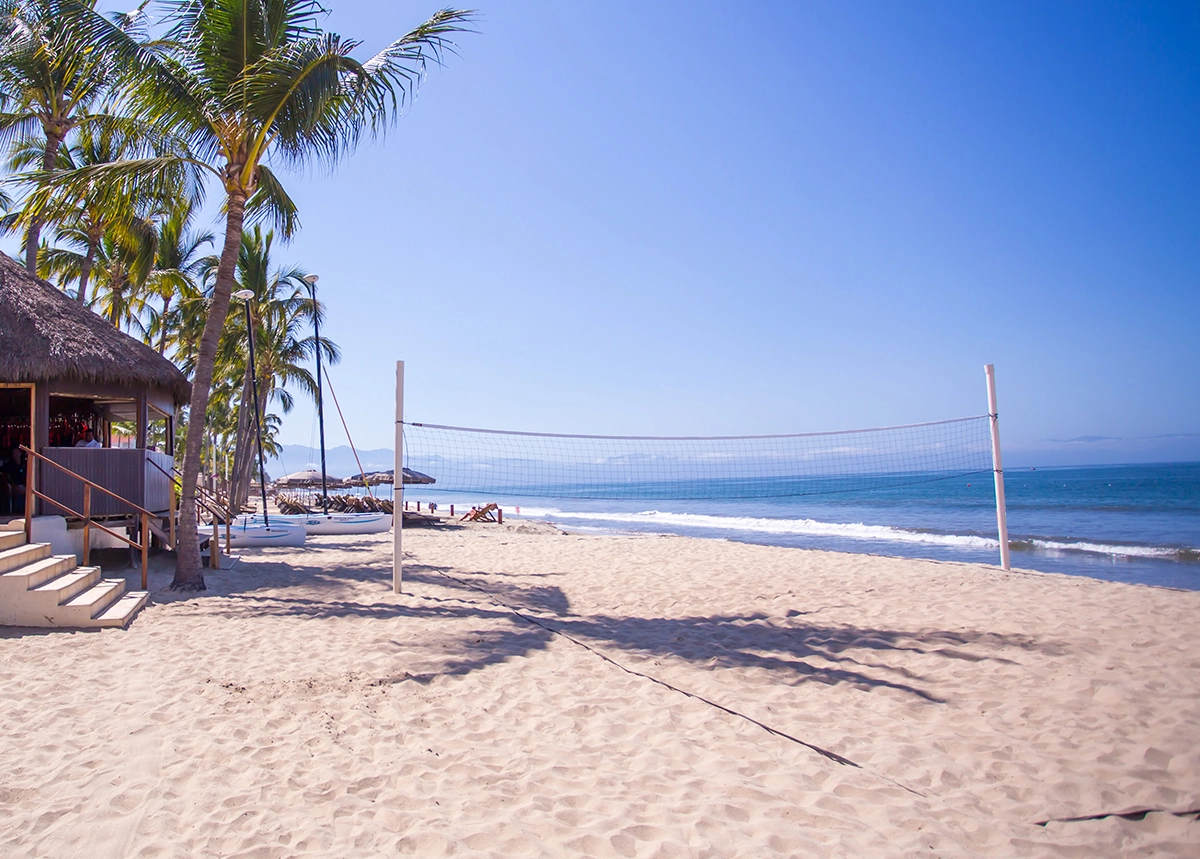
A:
[{"xmin": 401, "ymin": 415, "xmax": 995, "ymax": 500}]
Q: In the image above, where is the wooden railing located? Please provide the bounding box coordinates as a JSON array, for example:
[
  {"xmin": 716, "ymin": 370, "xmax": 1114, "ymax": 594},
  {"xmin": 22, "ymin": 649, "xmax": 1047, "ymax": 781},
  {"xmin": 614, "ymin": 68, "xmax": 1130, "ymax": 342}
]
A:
[
  {"xmin": 21, "ymin": 445, "xmax": 154, "ymax": 590},
  {"xmin": 145, "ymin": 458, "xmax": 232, "ymax": 568}
]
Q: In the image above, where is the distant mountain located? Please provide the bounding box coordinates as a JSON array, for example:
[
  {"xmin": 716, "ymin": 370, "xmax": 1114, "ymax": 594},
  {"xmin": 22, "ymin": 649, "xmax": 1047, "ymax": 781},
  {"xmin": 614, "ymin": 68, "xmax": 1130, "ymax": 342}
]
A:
[
  {"xmin": 1009, "ymin": 433, "xmax": 1200, "ymax": 467},
  {"xmin": 269, "ymin": 444, "xmax": 394, "ymax": 479}
]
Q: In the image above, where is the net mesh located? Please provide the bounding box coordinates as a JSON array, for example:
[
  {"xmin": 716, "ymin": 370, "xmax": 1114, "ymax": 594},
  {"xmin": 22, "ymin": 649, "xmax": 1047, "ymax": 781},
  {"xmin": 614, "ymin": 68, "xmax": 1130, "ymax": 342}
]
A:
[{"xmin": 402, "ymin": 416, "xmax": 994, "ymax": 500}]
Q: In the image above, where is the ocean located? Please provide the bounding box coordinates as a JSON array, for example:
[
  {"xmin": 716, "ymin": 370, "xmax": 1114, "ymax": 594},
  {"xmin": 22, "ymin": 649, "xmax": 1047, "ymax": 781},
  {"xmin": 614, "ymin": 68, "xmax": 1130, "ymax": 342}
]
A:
[{"xmin": 398, "ymin": 462, "xmax": 1200, "ymax": 591}]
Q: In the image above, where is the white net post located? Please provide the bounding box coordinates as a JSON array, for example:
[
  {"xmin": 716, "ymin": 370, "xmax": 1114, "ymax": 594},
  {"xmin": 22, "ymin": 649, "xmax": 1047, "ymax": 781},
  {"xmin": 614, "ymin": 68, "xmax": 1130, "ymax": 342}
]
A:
[
  {"xmin": 393, "ymin": 360, "xmax": 404, "ymax": 593},
  {"xmin": 985, "ymin": 364, "xmax": 1011, "ymax": 570}
]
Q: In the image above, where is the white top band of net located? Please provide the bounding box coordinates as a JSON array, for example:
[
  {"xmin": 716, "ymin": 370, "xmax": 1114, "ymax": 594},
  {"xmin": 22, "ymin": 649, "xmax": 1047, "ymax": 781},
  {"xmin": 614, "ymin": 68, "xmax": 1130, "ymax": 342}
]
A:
[{"xmin": 403, "ymin": 415, "xmax": 990, "ymax": 441}]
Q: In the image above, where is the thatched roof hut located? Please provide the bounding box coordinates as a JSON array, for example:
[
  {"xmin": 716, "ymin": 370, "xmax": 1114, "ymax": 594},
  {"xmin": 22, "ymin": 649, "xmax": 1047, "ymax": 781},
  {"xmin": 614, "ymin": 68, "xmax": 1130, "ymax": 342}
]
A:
[
  {"xmin": 0, "ymin": 246, "xmax": 190, "ymax": 513},
  {"xmin": 0, "ymin": 252, "xmax": 189, "ymax": 404}
]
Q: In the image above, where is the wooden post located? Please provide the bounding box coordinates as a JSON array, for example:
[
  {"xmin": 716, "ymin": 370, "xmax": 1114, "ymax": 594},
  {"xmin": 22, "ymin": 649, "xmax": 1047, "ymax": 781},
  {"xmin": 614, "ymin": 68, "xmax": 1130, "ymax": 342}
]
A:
[
  {"xmin": 23, "ymin": 453, "xmax": 33, "ymax": 545},
  {"xmin": 168, "ymin": 485, "xmax": 177, "ymax": 549},
  {"xmin": 82, "ymin": 484, "xmax": 91, "ymax": 566},
  {"xmin": 136, "ymin": 394, "xmax": 149, "ymax": 449},
  {"xmin": 211, "ymin": 511, "xmax": 221, "ymax": 570},
  {"xmin": 393, "ymin": 361, "xmax": 404, "ymax": 594},
  {"xmin": 140, "ymin": 512, "xmax": 149, "ymax": 590}
]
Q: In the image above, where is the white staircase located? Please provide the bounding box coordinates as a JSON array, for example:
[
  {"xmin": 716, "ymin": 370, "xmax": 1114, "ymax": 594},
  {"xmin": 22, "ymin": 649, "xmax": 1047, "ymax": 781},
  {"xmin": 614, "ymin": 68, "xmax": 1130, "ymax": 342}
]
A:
[{"xmin": 0, "ymin": 529, "xmax": 149, "ymax": 628}]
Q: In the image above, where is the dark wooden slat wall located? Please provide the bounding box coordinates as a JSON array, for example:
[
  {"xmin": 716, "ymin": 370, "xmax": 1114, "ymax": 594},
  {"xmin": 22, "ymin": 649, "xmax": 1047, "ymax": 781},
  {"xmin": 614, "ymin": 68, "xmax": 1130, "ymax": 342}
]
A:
[{"xmin": 40, "ymin": 448, "xmax": 174, "ymax": 517}]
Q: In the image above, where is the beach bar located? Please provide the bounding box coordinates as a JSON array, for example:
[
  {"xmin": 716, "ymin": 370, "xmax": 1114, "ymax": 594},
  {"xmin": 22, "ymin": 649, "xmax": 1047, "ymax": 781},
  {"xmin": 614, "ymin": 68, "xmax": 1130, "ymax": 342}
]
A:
[{"xmin": 0, "ymin": 252, "xmax": 189, "ymax": 524}]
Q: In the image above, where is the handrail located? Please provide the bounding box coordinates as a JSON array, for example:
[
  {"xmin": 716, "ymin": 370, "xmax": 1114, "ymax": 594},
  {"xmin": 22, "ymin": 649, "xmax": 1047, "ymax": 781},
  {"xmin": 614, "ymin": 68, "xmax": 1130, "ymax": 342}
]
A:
[
  {"xmin": 145, "ymin": 458, "xmax": 232, "ymax": 560},
  {"xmin": 150, "ymin": 458, "xmax": 230, "ymax": 520},
  {"xmin": 25, "ymin": 489, "xmax": 136, "ymax": 548},
  {"xmin": 21, "ymin": 445, "xmax": 152, "ymax": 590},
  {"xmin": 179, "ymin": 464, "xmax": 226, "ymax": 514},
  {"xmin": 145, "ymin": 458, "xmax": 220, "ymax": 519}
]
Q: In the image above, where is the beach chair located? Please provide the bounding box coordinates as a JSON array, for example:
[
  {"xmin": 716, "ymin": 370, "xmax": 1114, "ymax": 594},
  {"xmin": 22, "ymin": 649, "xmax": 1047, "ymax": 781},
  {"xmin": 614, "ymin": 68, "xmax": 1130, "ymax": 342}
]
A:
[{"xmin": 461, "ymin": 503, "xmax": 499, "ymax": 522}]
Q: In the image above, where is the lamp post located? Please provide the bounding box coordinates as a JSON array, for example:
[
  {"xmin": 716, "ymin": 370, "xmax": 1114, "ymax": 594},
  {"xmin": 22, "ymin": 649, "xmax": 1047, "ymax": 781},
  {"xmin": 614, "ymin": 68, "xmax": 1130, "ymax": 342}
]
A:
[
  {"xmin": 303, "ymin": 274, "xmax": 329, "ymax": 513},
  {"xmin": 233, "ymin": 289, "xmax": 270, "ymax": 529}
]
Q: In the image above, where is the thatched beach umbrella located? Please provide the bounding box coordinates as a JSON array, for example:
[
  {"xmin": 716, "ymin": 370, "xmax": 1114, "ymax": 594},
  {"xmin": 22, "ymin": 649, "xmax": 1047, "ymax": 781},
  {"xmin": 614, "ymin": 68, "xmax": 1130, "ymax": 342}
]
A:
[
  {"xmin": 276, "ymin": 468, "xmax": 345, "ymax": 488},
  {"xmin": 346, "ymin": 468, "xmax": 435, "ymax": 486},
  {"xmin": 346, "ymin": 471, "xmax": 392, "ymax": 486}
]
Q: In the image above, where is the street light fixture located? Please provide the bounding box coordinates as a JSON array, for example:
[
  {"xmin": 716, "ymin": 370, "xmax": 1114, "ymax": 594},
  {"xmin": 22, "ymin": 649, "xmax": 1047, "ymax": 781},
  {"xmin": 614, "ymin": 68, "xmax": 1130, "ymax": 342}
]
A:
[
  {"xmin": 303, "ymin": 274, "xmax": 329, "ymax": 513},
  {"xmin": 233, "ymin": 289, "xmax": 270, "ymax": 528}
]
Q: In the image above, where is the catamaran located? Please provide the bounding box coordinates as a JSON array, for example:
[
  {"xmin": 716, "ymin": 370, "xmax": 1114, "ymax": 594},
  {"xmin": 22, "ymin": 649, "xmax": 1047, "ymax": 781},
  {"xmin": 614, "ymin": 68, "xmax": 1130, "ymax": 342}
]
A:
[
  {"xmin": 225, "ymin": 518, "xmax": 308, "ymax": 547},
  {"xmin": 237, "ymin": 509, "xmax": 393, "ymax": 535}
]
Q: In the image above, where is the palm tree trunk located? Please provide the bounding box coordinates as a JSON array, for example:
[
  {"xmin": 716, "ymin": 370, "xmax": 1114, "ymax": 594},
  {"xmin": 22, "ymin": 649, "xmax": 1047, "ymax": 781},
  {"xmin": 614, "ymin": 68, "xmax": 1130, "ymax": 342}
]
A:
[
  {"xmin": 77, "ymin": 240, "xmax": 97, "ymax": 304},
  {"xmin": 158, "ymin": 294, "xmax": 173, "ymax": 353},
  {"xmin": 234, "ymin": 422, "xmax": 256, "ymax": 510},
  {"xmin": 109, "ymin": 281, "xmax": 123, "ymax": 325},
  {"xmin": 230, "ymin": 371, "xmax": 254, "ymax": 509},
  {"xmin": 172, "ymin": 193, "xmax": 247, "ymax": 590},
  {"xmin": 25, "ymin": 132, "xmax": 63, "ymax": 273},
  {"xmin": 233, "ymin": 378, "xmax": 274, "ymax": 510}
]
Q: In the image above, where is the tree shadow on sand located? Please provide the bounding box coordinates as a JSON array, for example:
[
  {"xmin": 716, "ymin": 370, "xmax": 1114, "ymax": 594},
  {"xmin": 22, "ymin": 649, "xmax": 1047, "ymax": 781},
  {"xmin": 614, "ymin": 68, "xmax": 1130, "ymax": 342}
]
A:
[{"xmin": 190, "ymin": 555, "xmax": 1063, "ymax": 704}]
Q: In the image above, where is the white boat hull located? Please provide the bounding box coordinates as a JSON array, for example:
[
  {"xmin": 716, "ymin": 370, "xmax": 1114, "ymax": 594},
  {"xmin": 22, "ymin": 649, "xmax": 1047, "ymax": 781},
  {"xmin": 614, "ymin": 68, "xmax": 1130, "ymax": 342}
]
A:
[
  {"xmin": 239, "ymin": 513, "xmax": 393, "ymax": 535},
  {"xmin": 224, "ymin": 521, "xmax": 308, "ymax": 548}
]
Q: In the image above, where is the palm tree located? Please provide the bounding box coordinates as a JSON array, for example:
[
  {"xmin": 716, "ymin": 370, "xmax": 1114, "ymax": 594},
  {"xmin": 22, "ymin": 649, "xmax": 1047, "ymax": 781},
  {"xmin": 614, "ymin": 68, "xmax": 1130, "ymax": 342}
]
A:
[
  {"xmin": 219, "ymin": 227, "xmax": 338, "ymax": 512},
  {"xmin": 21, "ymin": 123, "xmax": 169, "ymax": 303},
  {"xmin": 0, "ymin": 0, "xmax": 148, "ymax": 271},
  {"xmin": 110, "ymin": 0, "xmax": 473, "ymax": 590},
  {"xmin": 87, "ymin": 226, "xmax": 158, "ymax": 329},
  {"xmin": 144, "ymin": 199, "xmax": 214, "ymax": 352}
]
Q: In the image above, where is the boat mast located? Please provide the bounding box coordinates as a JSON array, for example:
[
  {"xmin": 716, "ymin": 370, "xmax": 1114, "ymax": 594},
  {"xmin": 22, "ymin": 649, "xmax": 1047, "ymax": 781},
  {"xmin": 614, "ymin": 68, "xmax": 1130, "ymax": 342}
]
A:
[{"xmin": 304, "ymin": 274, "xmax": 329, "ymax": 513}]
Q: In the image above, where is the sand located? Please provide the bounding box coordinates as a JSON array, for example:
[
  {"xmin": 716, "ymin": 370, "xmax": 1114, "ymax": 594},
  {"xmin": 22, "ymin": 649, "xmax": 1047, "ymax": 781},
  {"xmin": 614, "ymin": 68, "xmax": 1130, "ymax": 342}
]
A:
[{"xmin": 1, "ymin": 521, "xmax": 1198, "ymax": 857}]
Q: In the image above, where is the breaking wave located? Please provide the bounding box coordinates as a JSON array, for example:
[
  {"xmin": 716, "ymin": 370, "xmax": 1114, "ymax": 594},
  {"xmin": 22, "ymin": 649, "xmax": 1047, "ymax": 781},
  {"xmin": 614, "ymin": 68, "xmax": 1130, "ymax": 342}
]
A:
[{"xmin": 517, "ymin": 507, "xmax": 1195, "ymax": 561}]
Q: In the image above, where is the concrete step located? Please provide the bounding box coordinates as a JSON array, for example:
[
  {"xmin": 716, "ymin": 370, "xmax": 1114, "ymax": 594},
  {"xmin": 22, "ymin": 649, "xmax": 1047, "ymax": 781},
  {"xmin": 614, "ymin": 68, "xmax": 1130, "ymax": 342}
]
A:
[
  {"xmin": 33, "ymin": 567, "xmax": 102, "ymax": 604},
  {"xmin": 0, "ymin": 555, "xmax": 77, "ymax": 591},
  {"xmin": 0, "ymin": 542, "xmax": 51, "ymax": 575},
  {"xmin": 92, "ymin": 590, "xmax": 150, "ymax": 628},
  {"xmin": 0, "ymin": 530, "xmax": 25, "ymax": 551},
  {"xmin": 57, "ymin": 578, "xmax": 126, "ymax": 626}
]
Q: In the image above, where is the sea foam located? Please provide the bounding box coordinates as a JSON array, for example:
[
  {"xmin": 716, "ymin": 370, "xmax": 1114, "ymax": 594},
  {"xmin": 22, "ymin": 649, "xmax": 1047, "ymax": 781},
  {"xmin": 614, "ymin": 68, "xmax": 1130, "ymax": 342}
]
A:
[
  {"xmin": 518, "ymin": 507, "xmax": 998, "ymax": 549},
  {"xmin": 517, "ymin": 506, "xmax": 1194, "ymax": 560}
]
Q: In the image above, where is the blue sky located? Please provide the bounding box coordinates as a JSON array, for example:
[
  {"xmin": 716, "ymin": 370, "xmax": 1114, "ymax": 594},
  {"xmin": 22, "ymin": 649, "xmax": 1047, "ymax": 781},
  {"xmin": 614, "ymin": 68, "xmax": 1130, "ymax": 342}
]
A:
[{"xmin": 10, "ymin": 1, "xmax": 1200, "ymax": 465}]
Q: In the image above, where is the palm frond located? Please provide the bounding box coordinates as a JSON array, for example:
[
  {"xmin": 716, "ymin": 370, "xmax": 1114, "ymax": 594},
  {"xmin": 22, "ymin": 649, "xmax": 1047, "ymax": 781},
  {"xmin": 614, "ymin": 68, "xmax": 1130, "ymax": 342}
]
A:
[
  {"xmin": 0, "ymin": 112, "xmax": 39, "ymax": 151},
  {"xmin": 21, "ymin": 155, "xmax": 216, "ymax": 209},
  {"xmin": 109, "ymin": 0, "xmax": 152, "ymax": 39},
  {"xmin": 355, "ymin": 8, "xmax": 476, "ymax": 135},
  {"xmin": 244, "ymin": 162, "xmax": 299, "ymax": 237}
]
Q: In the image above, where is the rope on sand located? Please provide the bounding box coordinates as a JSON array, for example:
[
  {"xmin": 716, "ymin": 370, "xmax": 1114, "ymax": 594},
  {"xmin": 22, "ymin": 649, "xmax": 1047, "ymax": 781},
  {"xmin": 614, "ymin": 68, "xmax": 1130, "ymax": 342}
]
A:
[{"xmin": 429, "ymin": 569, "xmax": 930, "ymax": 788}]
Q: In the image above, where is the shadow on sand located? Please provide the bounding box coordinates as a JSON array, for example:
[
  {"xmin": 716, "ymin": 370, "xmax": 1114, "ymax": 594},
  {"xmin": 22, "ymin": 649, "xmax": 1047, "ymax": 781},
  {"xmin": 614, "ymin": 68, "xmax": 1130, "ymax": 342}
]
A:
[{"xmin": 178, "ymin": 545, "xmax": 1056, "ymax": 704}]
